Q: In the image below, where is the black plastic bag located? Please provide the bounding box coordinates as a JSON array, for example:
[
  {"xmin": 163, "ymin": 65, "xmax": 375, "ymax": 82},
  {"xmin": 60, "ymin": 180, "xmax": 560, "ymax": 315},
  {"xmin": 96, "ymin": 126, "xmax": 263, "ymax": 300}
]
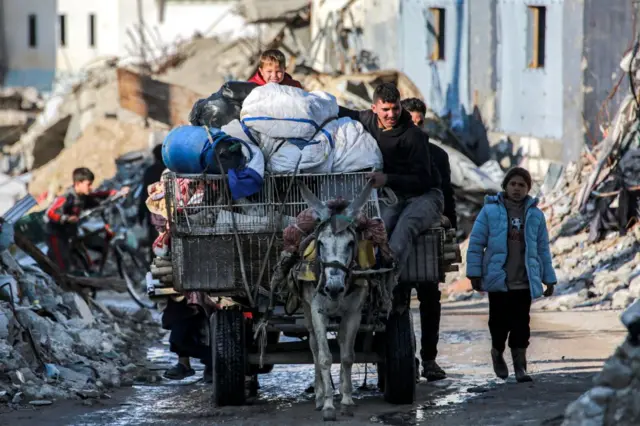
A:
[
  {"xmin": 188, "ymin": 81, "xmax": 258, "ymax": 129},
  {"xmin": 221, "ymin": 81, "xmax": 259, "ymax": 102}
]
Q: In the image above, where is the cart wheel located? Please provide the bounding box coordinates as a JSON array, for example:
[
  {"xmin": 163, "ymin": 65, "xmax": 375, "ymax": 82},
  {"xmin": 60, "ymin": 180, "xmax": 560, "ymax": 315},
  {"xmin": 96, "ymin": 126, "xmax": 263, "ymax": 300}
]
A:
[
  {"xmin": 382, "ymin": 308, "xmax": 416, "ymax": 404},
  {"xmin": 211, "ymin": 309, "xmax": 246, "ymax": 406}
]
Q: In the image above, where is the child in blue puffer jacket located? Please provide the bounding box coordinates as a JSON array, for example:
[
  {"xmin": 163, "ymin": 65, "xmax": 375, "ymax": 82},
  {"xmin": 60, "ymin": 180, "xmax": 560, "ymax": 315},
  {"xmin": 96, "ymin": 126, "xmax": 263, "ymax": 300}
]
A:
[{"xmin": 466, "ymin": 167, "xmax": 557, "ymax": 383}]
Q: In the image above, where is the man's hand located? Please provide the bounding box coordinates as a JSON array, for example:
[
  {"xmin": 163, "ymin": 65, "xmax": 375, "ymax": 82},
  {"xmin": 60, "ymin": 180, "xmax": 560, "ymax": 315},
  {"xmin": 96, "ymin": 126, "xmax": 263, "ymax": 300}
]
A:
[
  {"xmin": 120, "ymin": 186, "xmax": 131, "ymax": 196},
  {"xmin": 544, "ymin": 284, "xmax": 555, "ymax": 297},
  {"xmin": 67, "ymin": 216, "xmax": 80, "ymax": 224},
  {"xmin": 367, "ymin": 172, "xmax": 388, "ymax": 188},
  {"xmin": 469, "ymin": 277, "xmax": 482, "ymax": 292}
]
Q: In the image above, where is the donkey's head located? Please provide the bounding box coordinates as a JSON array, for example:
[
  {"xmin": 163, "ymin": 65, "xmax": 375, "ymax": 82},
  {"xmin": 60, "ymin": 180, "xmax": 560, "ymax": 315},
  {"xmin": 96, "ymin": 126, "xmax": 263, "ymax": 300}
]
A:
[{"xmin": 299, "ymin": 180, "xmax": 373, "ymax": 301}]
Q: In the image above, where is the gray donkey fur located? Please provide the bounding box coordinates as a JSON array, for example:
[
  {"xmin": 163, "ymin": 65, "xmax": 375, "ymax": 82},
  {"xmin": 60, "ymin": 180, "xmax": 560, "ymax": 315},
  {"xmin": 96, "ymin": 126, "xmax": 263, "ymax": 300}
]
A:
[{"xmin": 298, "ymin": 180, "xmax": 373, "ymax": 421}]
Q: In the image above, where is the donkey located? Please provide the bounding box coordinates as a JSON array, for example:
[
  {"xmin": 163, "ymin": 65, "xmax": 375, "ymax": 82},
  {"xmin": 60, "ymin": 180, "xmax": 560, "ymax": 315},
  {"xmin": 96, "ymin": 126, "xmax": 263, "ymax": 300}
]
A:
[{"xmin": 297, "ymin": 180, "xmax": 374, "ymax": 421}]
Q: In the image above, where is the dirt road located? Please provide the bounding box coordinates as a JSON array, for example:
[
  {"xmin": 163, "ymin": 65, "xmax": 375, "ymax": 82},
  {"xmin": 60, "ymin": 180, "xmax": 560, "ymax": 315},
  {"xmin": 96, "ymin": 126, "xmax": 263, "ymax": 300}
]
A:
[{"xmin": 3, "ymin": 299, "xmax": 626, "ymax": 426}]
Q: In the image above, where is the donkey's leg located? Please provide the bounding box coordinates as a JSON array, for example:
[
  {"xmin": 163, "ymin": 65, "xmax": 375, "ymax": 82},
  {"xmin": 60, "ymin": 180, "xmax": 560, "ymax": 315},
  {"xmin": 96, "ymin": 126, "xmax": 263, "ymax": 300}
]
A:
[
  {"xmin": 338, "ymin": 293, "xmax": 365, "ymax": 416},
  {"xmin": 303, "ymin": 301, "xmax": 325, "ymax": 411},
  {"xmin": 310, "ymin": 306, "xmax": 336, "ymax": 421}
]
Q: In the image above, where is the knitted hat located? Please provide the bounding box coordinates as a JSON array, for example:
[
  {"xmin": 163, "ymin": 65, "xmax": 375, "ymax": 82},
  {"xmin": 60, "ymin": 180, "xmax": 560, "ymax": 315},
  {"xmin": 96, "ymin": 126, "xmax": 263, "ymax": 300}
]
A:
[{"xmin": 501, "ymin": 167, "xmax": 532, "ymax": 190}]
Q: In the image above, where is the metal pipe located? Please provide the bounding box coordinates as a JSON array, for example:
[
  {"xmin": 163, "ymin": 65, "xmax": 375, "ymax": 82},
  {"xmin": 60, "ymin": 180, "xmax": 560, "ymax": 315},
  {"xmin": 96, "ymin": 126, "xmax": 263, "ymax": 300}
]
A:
[
  {"xmin": 248, "ymin": 351, "xmax": 380, "ymax": 365},
  {"xmin": 264, "ymin": 323, "xmax": 383, "ymax": 334}
]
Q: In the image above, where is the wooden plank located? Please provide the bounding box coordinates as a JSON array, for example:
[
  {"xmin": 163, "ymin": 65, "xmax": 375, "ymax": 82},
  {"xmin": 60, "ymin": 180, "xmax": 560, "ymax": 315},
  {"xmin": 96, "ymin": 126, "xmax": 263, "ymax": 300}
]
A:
[
  {"xmin": 13, "ymin": 230, "xmax": 72, "ymax": 291},
  {"xmin": 66, "ymin": 275, "xmax": 128, "ymax": 293},
  {"xmin": 116, "ymin": 68, "xmax": 204, "ymax": 127},
  {"xmin": 14, "ymin": 230, "xmax": 127, "ymax": 293}
]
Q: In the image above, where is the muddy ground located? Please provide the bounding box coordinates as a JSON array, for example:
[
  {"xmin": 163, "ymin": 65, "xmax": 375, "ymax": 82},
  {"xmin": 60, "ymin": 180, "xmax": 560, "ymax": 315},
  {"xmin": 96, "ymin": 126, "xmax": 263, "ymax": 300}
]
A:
[{"xmin": 2, "ymin": 299, "xmax": 626, "ymax": 426}]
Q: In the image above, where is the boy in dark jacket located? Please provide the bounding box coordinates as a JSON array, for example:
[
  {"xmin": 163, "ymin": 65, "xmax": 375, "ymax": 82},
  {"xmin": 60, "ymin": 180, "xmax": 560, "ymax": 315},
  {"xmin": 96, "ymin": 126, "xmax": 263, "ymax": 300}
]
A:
[
  {"xmin": 401, "ymin": 97, "xmax": 454, "ymax": 381},
  {"xmin": 466, "ymin": 167, "xmax": 556, "ymax": 382},
  {"xmin": 45, "ymin": 167, "xmax": 127, "ymax": 272},
  {"xmin": 248, "ymin": 49, "xmax": 303, "ymax": 89},
  {"xmin": 338, "ymin": 83, "xmax": 444, "ymax": 279}
]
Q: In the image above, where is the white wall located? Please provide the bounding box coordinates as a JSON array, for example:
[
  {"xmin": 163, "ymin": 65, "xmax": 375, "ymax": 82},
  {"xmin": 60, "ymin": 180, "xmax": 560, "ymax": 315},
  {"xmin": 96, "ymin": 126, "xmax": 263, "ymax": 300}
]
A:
[
  {"xmin": 311, "ymin": 0, "xmax": 400, "ymax": 73},
  {"xmin": 56, "ymin": 0, "xmax": 121, "ymax": 72},
  {"xmin": 3, "ymin": 0, "xmax": 57, "ymax": 72},
  {"xmin": 1, "ymin": 0, "xmax": 247, "ymax": 91},
  {"xmin": 158, "ymin": 1, "xmax": 250, "ymax": 44}
]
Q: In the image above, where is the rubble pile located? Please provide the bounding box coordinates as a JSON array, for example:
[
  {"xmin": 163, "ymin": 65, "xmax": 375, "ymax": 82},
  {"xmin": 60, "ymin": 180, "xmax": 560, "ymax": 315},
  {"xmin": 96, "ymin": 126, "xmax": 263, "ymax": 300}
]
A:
[
  {"xmin": 0, "ymin": 249, "xmax": 162, "ymax": 407},
  {"xmin": 533, "ymin": 48, "xmax": 640, "ymax": 311},
  {"xmin": 27, "ymin": 118, "xmax": 156, "ymax": 200},
  {"xmin": 0, "ymin": 87, "xmax": 44, "ymax": 112},
  {"xmin": 563, "ymin": 300, "xmax": 640, "ymax": 425}
]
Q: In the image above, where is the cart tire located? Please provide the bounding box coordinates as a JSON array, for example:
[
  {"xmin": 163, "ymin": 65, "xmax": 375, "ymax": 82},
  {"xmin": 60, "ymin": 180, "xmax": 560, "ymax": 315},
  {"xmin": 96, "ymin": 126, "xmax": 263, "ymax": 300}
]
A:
[
  {"xmin": 383, "ymin": 308, "xmax": 416, "ymax": 404},
  {"xmin": 213, "ymin": 309, "xmax": 246, "ymax": 406}
]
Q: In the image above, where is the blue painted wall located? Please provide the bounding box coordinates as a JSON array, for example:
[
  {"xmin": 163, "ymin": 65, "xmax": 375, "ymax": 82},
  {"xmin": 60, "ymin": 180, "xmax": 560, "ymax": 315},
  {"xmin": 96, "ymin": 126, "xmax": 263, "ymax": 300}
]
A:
[{"xmin": 398, "ymin": 0, "xmax": 470, "ymax": 127}]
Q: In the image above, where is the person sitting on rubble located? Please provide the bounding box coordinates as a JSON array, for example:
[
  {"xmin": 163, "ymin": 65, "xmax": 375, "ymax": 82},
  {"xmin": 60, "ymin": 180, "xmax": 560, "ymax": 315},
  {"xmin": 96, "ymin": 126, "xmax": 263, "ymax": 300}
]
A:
[
  {"xmin": 162, "ymin": 293, "xmax": 213, "ymax": 383},
  {"xmin": 466, "ymin": 167, "xmax": 557, "ymax": 383},
  {"xmin": 45, "ymin": 167, "xmax": 129, "ymax": 273},
  {"xmin": 338, "ymin": 83, "xmax": 444, "ymax": 289},
  {"xmin": 401, "ymin": 97, "xmax": 455, "ymax": 382},
  {"xmin": 248, "ymin": 49, "xmax": 304, "ymax": 89}
]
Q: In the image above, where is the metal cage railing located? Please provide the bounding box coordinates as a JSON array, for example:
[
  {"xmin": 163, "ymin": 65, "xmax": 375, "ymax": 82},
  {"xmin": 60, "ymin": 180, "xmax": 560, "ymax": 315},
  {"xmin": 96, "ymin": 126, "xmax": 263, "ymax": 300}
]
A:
[
  {"xmin": 164, "ymin": 172, "xmax": 381, "ymax": 237},
  {"xmin": 164, "ymin": 172, "xmax": 382, "ymax": 293}
]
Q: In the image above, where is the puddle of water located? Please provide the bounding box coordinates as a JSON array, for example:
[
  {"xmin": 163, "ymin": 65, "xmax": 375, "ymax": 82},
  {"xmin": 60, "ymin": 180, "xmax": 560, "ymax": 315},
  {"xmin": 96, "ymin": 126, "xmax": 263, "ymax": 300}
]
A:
[{"xmin": 70, "ymin": 308, "xmax": 497, "ymax": 425}]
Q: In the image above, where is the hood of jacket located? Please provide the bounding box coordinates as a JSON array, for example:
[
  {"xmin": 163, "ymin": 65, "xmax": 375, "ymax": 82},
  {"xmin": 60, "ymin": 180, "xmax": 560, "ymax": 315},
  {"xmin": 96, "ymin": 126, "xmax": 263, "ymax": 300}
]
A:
[{"xmin": 484, "ymin": 192, "xmax": 538, "ymax": 210}]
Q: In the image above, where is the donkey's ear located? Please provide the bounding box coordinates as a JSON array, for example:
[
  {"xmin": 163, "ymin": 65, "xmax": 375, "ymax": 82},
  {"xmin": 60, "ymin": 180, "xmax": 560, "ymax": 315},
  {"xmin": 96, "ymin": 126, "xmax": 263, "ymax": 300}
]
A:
[
  {"xmin": 298, "ymin": 180, "xmax": 330, "ymax": 221},
  {"xmin": 345, "ymin": 180, "xmax": 373, "ymax": 218}
]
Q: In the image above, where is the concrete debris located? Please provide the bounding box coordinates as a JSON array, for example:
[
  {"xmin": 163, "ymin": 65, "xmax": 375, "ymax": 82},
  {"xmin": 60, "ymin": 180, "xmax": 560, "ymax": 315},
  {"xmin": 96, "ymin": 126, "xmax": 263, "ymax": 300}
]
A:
[
  {"xmin": 27, "ymin": 118, "xmax": 157, "ymax": 201},
  {"xmin": 563, "ymin": 301, "xmax": 640, "ymax": 425},
  {"xmin": 0, "ymin": 87, "xmax": 45, "ymax": 112},
  {"xmin": 235, "ymin": 0, "xmax": 309, "ymax": 23},
  {"xmin": 0, "ymin": 243, "xmax": 162, "ymax": 409}
]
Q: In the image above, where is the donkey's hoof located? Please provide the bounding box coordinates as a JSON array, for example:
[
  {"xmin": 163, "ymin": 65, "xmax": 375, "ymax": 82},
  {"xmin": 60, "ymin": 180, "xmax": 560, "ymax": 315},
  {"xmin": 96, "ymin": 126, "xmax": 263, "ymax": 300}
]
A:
[
  {"xmin": 323, "ymin": 407, "xmax": 337, "ymax": 421},
  {"xmin": 341, "ymin": 405, "xmax": 355, "ymax": 417},
  {"xmin": 315, "ymin": 403, "xmax": 323, "ymax": 411}
]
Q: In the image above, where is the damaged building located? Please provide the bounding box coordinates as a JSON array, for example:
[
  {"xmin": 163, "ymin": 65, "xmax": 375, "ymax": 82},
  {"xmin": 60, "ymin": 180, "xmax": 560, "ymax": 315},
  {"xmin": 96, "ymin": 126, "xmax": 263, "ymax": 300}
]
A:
[{"xmin": 311, "ymin": 0, "xmax": 636, "ymax": 177}]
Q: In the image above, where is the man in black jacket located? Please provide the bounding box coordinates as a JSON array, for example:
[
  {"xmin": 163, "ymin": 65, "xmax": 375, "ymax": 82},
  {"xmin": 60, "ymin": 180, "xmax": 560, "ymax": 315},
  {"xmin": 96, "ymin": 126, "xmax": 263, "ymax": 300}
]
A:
[
  {"xmin": 402, "ymin": 97, "xmax": 456, "ymax": 382},
  {"xmin": 339, "ymin": 83, "xmax": 444, "ymax": 300}
]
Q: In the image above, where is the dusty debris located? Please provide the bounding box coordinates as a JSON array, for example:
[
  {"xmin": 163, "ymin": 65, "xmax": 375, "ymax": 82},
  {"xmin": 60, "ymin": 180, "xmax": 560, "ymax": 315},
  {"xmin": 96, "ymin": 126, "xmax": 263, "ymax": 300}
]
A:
[
  {"xmin": 0, "ymin": 252, "xmax": 162, "ymax": 407},
  {"xmin": 27, "ymin": 118, "xmax": 157, "ymax": 199},
  {"xmin": 563, "ymin": 300, "xmax": 640, "ymax": 425}
]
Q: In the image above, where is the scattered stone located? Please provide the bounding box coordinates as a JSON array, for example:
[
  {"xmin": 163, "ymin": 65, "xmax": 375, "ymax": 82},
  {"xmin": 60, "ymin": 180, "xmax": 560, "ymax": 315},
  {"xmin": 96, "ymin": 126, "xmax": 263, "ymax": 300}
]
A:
[
  {"xmin": 11, "ymin": 392, "xmax": 23, "ymax": 404},
  {"xmin": 0, "ymin": 309, "xmax": 9, "ymax": 340},
  {"xmin": 0, "ymin": 390, "xmax": 9, "ymax": 403},
  {"xmin": 121, "ymin": 363, "xmax": 138, "ymax": 374},
  {"xmin": 467, "ymin": 386, "xmax": 491, "ymax": 393},
  {"xmin": 29, "ymin": 400, "xmax": 53, "ymax": 406},
  {"xmin": 77, "ymin": 389, "xmax": 101, "ymax": 399},
  {"xmin": 57, "ymin": 366, "xmax": 91, "ymax": 388},
  {"xmin": 628, "ymin": 275, "xmax": 640, "ymax": 299},
  {"xmin": 132, "ymin": 309, "xmax": 153, "ymax": 324},
  {"xmin": 621, "ymin": 300, "xmax": 640, "ymax": 341},
  {"xmin": 564, "ymin": 302, "xmax": 640, "ymax": 425},
  {"xmin": 72, "ymin": 294, "xmax": 95, "ymax": 326},
  {"xmin": 612, "ymin": 290, "xmax": 633, "ymax": 310}
]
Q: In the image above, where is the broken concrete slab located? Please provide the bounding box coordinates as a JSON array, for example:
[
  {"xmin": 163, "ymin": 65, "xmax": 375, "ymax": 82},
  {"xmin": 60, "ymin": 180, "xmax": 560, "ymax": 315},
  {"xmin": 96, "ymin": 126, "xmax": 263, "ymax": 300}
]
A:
[{"xmin": 72, "ymin": 294, "xmax": 95, "ymax": 326}]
